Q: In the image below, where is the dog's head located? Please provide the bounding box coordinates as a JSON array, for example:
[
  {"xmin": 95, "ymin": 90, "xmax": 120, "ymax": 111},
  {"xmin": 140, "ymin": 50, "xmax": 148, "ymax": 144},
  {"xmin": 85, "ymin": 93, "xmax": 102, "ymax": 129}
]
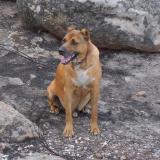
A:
[{"xmin": 58, "ymin": 26, "xmax": 90, "ymax": 65}]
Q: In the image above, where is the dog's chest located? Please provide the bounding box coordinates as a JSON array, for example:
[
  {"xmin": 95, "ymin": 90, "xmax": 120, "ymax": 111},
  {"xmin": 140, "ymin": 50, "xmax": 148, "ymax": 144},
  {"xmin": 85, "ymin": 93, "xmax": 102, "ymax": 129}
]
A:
[{"xmin": 72, "ymin": 67, "xmax": 94, "ymax": 87}]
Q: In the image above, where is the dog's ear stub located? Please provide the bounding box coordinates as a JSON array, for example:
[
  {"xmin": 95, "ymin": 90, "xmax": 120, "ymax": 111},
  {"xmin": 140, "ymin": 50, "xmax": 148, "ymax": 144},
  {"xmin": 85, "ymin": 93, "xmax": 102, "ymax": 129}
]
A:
[
  {"xmin": 81, "ymin": 29, "xmax": 90, "ymax": 41},
  {"xmin": 67, "ymin": 25, "xmax": 76, "ymax": 32}
]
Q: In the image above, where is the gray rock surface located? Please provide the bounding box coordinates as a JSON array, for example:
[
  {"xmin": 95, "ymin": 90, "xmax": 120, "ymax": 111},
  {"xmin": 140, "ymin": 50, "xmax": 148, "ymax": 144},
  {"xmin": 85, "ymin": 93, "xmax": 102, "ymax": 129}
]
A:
[
  {"xmin": 17, "ymin": 153, "xmax": 65, "ymax": 160},
  {"xmin": 0, "ymin": 101, "xmax": 39, "ymax": 142},
  {"xmin": 0, "ymin": 1, "xmax": 160, "ymax": 160},
  {"xmin": 17, "ymin": 0, "xmax": 160, "ymax": 52}
]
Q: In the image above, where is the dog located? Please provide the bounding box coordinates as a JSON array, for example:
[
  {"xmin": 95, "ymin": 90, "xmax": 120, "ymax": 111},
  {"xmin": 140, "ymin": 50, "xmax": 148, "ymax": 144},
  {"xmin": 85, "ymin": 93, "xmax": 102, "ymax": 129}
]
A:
[{"xmin": 47, "ymin": 26, "xmax": 102, "ymax": 137}]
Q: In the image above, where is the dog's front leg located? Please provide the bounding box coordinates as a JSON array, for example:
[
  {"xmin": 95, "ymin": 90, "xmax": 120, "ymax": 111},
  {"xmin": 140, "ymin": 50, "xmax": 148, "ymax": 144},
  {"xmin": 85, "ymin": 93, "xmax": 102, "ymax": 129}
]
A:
[
  {"xmin": 63, "ymin": 90, "xmax": 74, "ymax": 137},
  {"xmin": 90, "ymin": 82, "xmax": 100, "ymax": 135}
]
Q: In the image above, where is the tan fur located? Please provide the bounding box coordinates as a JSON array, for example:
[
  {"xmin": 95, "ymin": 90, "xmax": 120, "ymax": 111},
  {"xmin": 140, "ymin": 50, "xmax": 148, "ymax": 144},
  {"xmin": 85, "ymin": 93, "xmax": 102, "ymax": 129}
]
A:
[{"xmin": 47, "ymin": 28, "xmax": 102, "ymax": 137}]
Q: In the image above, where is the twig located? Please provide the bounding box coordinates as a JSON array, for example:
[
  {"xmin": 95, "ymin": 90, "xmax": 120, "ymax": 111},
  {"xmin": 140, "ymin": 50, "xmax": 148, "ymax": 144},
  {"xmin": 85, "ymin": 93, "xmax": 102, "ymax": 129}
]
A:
[
  {"xmin": 38, "ymin": 132, "xmax": 60, "ymax": 156},
  {"xmin": 0, "ymin": 43, "xmax": 50, "ymax": 69}
]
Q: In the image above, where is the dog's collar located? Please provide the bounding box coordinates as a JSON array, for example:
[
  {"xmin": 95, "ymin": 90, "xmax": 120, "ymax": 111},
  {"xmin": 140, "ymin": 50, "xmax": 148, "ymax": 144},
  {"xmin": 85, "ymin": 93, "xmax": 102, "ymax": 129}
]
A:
[{"xmin": 72, "ymin": 52, "xmax": 89, "ymax": 66}]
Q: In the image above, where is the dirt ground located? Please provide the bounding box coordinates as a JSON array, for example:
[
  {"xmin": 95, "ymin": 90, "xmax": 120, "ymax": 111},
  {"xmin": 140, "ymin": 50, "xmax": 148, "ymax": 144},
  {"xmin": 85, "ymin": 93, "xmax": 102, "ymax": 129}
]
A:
[{"xmin": 0, "ymin": 1, "xmax": 160, "ymax": 160}]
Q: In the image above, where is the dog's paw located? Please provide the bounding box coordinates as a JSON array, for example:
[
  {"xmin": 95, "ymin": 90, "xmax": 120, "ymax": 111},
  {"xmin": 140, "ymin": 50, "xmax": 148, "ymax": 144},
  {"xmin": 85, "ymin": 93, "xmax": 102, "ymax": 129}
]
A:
[
  {"xmin": 90, "ymin": 123, "xmax": 100, "ymax": 135},
  {"xmin": 50, "ymin": 106, "xmax": 59, "ymax": 114},
  {"xmin": 63, "ymin": 125, "xmax": 74, "ymax": 137}
]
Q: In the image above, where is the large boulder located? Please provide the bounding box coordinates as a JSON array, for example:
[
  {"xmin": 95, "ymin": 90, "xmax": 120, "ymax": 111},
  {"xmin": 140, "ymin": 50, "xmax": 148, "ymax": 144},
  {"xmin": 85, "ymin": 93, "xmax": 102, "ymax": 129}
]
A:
[
  {"xmin": 0, "ymin": 101, "xmax": 39, "ymax": 142},
  {"xmin": 17, "ymin": 0, "xmax": 160, "ymax": 52}
]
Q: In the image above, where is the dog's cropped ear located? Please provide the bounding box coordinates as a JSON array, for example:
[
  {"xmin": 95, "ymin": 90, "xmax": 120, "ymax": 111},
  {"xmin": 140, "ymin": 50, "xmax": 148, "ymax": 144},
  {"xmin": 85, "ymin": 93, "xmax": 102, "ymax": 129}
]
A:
[
  {"xmin": 81, "ymin": 28, "xmax": 90, "ymax": 41},
  {"xmin": 67, "ymin": 25, "xmax": 76, "ymax": 32}
]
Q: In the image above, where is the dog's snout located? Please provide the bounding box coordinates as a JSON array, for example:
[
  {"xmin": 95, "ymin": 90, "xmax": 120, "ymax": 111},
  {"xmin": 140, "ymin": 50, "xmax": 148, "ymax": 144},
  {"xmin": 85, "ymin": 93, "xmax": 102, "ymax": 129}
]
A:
[{"xmin": 58, "ymin": 47, "xmax": 65, "ymax": 55}]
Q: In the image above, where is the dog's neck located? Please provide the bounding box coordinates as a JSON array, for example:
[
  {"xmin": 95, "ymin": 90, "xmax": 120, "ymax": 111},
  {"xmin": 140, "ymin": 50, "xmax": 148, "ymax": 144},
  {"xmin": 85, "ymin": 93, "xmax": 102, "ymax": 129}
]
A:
[
  {"xmin": 71, "ymin": 41, "xmax": 92, "ymax": 69},
  {"xmin": 72, "ymin": 52, "xmax": 88, "ymax": 66}
]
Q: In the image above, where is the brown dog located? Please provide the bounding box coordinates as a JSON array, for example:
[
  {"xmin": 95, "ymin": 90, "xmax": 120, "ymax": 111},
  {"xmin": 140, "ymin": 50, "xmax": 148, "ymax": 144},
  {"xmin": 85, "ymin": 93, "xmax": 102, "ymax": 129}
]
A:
[{"xmin": 47, "ymin": 26, "xmax": 102, "ymax": 137}]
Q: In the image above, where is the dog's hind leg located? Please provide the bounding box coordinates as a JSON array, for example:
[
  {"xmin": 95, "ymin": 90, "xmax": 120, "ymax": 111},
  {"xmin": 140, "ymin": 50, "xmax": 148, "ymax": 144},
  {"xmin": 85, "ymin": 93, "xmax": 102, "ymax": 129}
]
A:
[{"xmin": 47, "ymin": 80, "xmax": 59, "ymax": 114}]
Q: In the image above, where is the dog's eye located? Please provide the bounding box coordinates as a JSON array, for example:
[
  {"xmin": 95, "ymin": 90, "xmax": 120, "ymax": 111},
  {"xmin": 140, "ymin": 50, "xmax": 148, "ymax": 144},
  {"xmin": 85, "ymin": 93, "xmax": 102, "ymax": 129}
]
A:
[{"xmin": 71, "ymin": 39, "xmax": 78, "ymax": 45}]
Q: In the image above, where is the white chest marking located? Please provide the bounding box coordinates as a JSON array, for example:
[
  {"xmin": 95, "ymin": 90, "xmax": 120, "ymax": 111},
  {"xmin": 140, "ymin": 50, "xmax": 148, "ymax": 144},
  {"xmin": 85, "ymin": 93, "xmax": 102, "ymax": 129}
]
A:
[{"xmin": 72, "ymin": 67, "xmax": 95, "ymax": 88}]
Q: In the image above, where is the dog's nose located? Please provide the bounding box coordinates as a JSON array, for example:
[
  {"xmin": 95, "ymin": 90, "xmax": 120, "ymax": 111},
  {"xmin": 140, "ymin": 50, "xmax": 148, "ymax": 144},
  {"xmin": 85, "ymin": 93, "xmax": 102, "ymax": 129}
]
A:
[{"xmin": 58, "ymin": 47, "xmax": 65, "ymax": 55}]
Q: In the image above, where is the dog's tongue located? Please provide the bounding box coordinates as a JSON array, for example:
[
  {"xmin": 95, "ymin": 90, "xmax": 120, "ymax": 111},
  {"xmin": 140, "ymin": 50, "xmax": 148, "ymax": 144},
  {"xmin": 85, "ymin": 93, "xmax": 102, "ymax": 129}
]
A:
[
  {"xmin": 59, "ymin": 53, "xmax": 78, "ymax": 64},
  {"xmin": 59, "ymin": 55, "xmax": 72, "ymax": 64}
]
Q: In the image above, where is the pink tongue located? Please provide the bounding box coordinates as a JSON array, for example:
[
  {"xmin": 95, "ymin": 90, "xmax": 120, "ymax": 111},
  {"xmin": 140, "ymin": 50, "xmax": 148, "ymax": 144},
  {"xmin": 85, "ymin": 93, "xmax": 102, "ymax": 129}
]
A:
[
  {"xmin": 59, "ymin": 55, "xmax": 65, "ymax": 61},
  {"xmin": 59, "ymin": 55, "xmax": 71, "ymax": 64}
]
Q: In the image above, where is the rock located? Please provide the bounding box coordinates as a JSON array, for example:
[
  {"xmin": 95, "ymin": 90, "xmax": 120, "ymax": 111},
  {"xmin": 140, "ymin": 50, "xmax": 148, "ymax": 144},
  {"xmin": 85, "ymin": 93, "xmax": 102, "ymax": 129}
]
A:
[
  {"xmin": 8, "ymin": 77, "xmax": 24, "ymax": 86},
  {"xmin": 0, "ymin": 76, "xmax": 24, "ymax": 88},
  {"xmin": 17, "ymin": 152, "xmax": 65, "ymax": 160},
  {"xmin": 72, "ymin": 111, "xmax": 78, "ymax": 118},
  {"xmin": 94, "ymin": 153, "xmax": 103, "ymax": 159},
  {"xmin": 0, "ymin": 153, "xmax": 9, "ymax": 160},
  {"xmin": 0, "ymin": 101, "xmax": 39, "ymax": 142},
  {"xmin": 0, "ymin": 143, "xmax": 11, "ymax": 153},
  {"xmin": 17, "ymin": 0, "xmax": 160, "ymax": 52},
  {"xmin": 120, "ymin": 155, "xmax": 127, "ymax": 160},
  {"xmin": 30, "ymin": 74, "xmax": 36, "ymax": 80},
  {"xmin": 136, "ymin": 91, "xmax": 146, "ymax": 97}
]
